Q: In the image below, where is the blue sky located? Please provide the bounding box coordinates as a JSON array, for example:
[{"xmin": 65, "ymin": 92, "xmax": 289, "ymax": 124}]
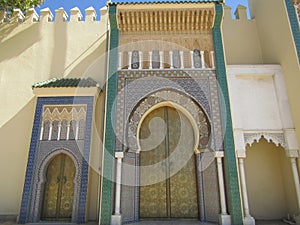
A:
[{"xmin": 35, "ymin": 0, "xmax": 249, "ymax": 20}]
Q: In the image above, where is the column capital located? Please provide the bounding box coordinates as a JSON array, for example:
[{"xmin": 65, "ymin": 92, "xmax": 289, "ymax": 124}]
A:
[
  {"xmin": 286, "ymin": 149, "xmax": 299, "ymax": 158},
  {"xmin": 215, "ymin": 151, "xmax": 224, "ymax": 158},
  {"xmin": 115, "ymin": 152, "xmax": 124, "ymax": 158},
  {"xmin": 284, "ymin": 129, "xmax": 299, "ymax": 158}
]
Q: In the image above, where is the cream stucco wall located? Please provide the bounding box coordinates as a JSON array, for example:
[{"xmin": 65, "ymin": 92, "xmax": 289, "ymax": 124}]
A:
[
  {"xmin": 223, "ymin": 5, "xmax": 263, "ymax": 64},
  {"xmin": 0, "ymin": 7, "xmax": 108, "ymax": 218},
  {"xmin": 224, "ymin": 0, "xmax": 300, "ymax": 169},
  {"xmin": 247, "ymin": 0, "xmax": 300, "ymax": 168},
  {"xmin": 87, "ymin": 93, "xmax": 105, "ymax": 221},
  {"xmin": 227, "ymin": 65, "xmax": 294, "ymax": 131}
]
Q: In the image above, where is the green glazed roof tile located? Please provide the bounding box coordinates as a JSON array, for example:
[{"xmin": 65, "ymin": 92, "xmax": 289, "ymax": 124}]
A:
[{"xmin": 32, "ymin": 77, "xmax": 98, "ymax": 89}]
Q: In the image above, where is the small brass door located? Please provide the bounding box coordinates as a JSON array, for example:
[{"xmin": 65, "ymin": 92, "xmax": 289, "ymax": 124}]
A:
[
  {"xmin": 42, "ymin": 154, "xmax": 75, "ymax": 221},
  {"xmin": 139, "ymin": 107, "xmax": 198, "ymax": 219}
]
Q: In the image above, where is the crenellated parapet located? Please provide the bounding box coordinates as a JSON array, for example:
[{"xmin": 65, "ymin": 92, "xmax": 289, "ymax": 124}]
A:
[
  {"xmin": 0, "ymin": 6, "xmax": 108, "ymax": 23},
  {"xmin": 224, "ymin": 4, "xmax": 250, "ymax": 21}
]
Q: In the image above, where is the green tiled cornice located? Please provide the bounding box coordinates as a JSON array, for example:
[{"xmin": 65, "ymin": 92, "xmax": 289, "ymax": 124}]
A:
[
  {"xmin": 100, "ymin": 4, "xmax": 119, "ymax": 225},
  {"xmin": 109, "ymin": 0, "xmax": 223, "ymax": 5},
  {"xmin": 212, "ymin": 3, "xmax": 243, "ymax": 225},
  {"xmin": 285, "ymin": 0, "xmax": 300, "ymax": 64},
  {"xmin": 32, "ymin": 77, "xmax": 98, "ymax": 88}
]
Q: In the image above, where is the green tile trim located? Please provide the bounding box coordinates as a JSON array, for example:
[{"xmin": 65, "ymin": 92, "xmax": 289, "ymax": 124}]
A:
[
  {"xmin": 285, "ymin": 0, "xmax": 300, "ymax": 64},
  {"xmin": 32, "ymin": 77, "xmax": 98, "ymax": 88},
  {"xmin": 100, "ymin": 4, "xmax": 119, "ymax": 225},
  {"xmin": 109, "ymin": 0, "xmax": 223, "ymax": 5},
  {"xmin": 212, "ymin": 3, "xmax": 243, "ymax": 225}
]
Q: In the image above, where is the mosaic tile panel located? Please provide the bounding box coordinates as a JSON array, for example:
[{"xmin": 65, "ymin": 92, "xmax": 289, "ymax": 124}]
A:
[
  {"xmin": 115, "ymin": 70, "xmax": 223, "ymax": 153},
  {"xmin": 202, "ymin": 158, "xmax": 220, "ymax": 222},
  {"xmin": 121, "ymin": 152, "xmax": 138, "ymax": 223},
  {"xmin": 19, "ymin": 96, "xmax": 94, "ymax": 224}
]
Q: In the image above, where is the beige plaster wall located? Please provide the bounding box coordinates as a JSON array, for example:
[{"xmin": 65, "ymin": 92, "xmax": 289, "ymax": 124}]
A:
[
  {"xmin": 0, "ymin": 9, "xmax": 108, "ymax": 217},
  {"xmin": 222, "ymin": 5, "xmax": 263, "ymax": 64},
  {"xmin": 87, "ymin": 93, "xmax": 104, "ymax": 220},
  {"xmin": 0, "ymin": 97, "xmax": 36, "ymax": 216},
  {"xmin": 245, "ymin": 139, "xmax": 298, "ymax": 219},
  {"xmin": 247, "ymin": 0, "xmax": 300, "ymax": 169}
]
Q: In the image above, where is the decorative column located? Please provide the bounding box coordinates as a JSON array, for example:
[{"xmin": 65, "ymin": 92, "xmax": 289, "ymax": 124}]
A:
[
  {"xmin": 66, "ymin": 123, "xmax": 70, "ymax": 140},
  {"xmin": 159, "ymin": 51, "xmax": 164, "ymax": 69},
  {"xmin": 215, "ymin": 152, "xmax": 231, "ymax": 225},
  {"xmin": 190, "ymin": 51, "xmax": 194, "ymax": 69},
  {"xmin": 180, "ymin": 51, "xmax": 184, "ymax": 69},
  {"xmin": 291, "ymin": 158, "xmax": 300, "ymax": 212},
  {"xmin": 118, "ymin": 52, "xmax": 122, "ymax": 70},
  {"xmin": 284, "ymin": 129, "xmax": 300, "ymax": 224},
  {"xmin": 39, "ymin": 125, "xmax": 44, "ymax": 140},
  {"xmin": 149, "ymin": 51, "xmax": 153, "ymax": 69},
  {"xmin": 290, "ymin": 156, "xmax": 300, "ymax": 225},
  {"xmin": 169, "ymin": 51, "xmax": 173, "ymax": 69},
  {"xmin": 111, "ymin": 152, "xmax": 124, "ymax": 225},
  {"xmin": 128, "ymin": 51, "xmax": 132, "ymax": 70},
  {"xmin": 210, "ymin": 51, "xmax": 215, "ymax": 69},
  {"xmin": 48, "ymin": 122, "xmax": 52, "ymax": 140},
  {"xmin": 139, "ymin": 51, "xmax": 143, "ymax": 69},
  {"xmin": 75, "ymin": 122, "xmax": 79, "ymax": 140},
  {"xmin": 57, "ymin": 122, "xmax": 61, "ymax": 141},
  {"xmin": 238, "ymin": 157, "xmax": 255, "ymax": 225},
  {"xmin": 200, "ymin": 50, "xmax": 205, "ymax": 69}
]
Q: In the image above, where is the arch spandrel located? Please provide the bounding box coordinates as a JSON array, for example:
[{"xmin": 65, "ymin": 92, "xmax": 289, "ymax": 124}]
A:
[{"xmin": 125, "ymin": 90, "xmax": 211, "ymax": 152}]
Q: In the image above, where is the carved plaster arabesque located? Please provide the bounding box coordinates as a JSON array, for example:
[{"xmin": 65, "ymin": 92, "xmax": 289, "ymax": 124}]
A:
[
  {"xmin": 42, "ymin": 105, "xmax": 87, "ymax": 123},
  {"xmin": 244, "ymin": 132, "xmax": 287, "ymax": 149}
]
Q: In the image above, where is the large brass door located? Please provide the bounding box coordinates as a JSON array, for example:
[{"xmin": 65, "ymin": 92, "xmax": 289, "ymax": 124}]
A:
[
  {"xmin": 42, "ymin": 154, "xmax": 75, "ymax": 221},
  {"xmin": 139, "ymin": 107, "xmax": 199, "ymax": 219}
]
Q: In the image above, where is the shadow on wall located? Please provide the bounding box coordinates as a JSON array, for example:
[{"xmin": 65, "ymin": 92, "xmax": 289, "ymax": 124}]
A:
[
  {"xmin": 0, "ymin": 97, "xmax": 36, "ymax": 214},
  {"xmin": 66, "ymin": 37, "xmax": 107, "ymax": 86},
  {"xmin": 0, "ymin": 23, "xmax": 41, "ymax": 62},
  {"xmin": 49, "ymin": 20, "xmax": 67, "ymax": 76}
]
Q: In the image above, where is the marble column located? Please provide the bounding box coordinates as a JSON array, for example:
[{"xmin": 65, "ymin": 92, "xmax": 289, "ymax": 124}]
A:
[
  {"xmin": 149, "ymin": 51, "xmax": 153, "ymax": 69},
  {"xmin": 238, "ymin": 158, "xmax": 255, "ymax": 225},
  {"xmin": 210, "ymin": 51, "xmax": 215, "ymax": 69},
  {"xmin": 169, "ymin": 51, "xmax": 173, "ymax": 69},
  {"xmin": 290, "ymin": 158, "xmax": 300, "ymax": 225},
  {"xmin": 139, "ymin": 51, "xmax": 143, "ymax": 69},
  {"xmin": 118, "ymin": 52, "xmax": 122, "ymax": 70},
  {"xmin": 128, "ymin": 52, "xmax": 132, "ymax": 70},
  {"xmin": 111, "ymin": 152, "xmax": 124, "ymax": 225},
  {"xmin": 200, "ymin": 50, "xmax": 205, "ymax": 69},
  {"xmin": 190, "ymin": 51, "xmax": 194, "ymax": 69},
  {"xmin": 180, "ymin": 51, "xmax": 184, "ymax": 69},
  {"xmin": 159, "ymin": 51, "xmax": 164, "ymax": 69},
  {"xmin": 215, "ymin": 152, "xmax": 231, "ymax": 225}
]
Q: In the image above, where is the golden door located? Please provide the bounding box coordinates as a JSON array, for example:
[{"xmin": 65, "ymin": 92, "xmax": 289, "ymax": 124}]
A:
[
  {"xmin": 42, "ymin": 154, "xmax": 75, "ymax": 221},
  {"xmin": 139, "ymin": 107, "xmax": 199, "ymax": 219}
]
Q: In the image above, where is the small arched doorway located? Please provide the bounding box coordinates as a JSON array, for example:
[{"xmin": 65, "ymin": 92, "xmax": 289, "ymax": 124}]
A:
[
  {"xmin": 139, "ymin": 106, "xmax": 199, "ymax": 219},
  {"xmin": 41, "ymin": 153, "xmax": 75, "ymax": 221}
]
